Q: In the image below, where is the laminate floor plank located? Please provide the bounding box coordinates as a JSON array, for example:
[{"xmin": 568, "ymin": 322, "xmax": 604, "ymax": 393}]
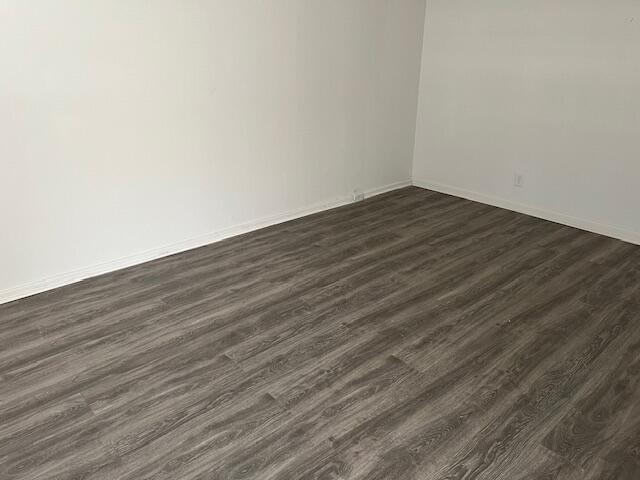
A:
[
  {"xmin": 0, "ymin": 393, "xmax": 122, "ymax": 480},
  {"xmin": 1, "ymin": 186, "xmax": 639, "ymax": 479},
  {"xmin": 541, "ymin": 334, "xmax": 640, "ymax": 471},
  {"xmin": 426, "ymin": 300, "xmax": 639, "ymax": 480},
  {"xmin": 299, "ymin": 296, "xmax": 599, "ymax": 480},
  {"xmin": 209, "ymin": 356, "xmax": 424, "ymax": 480}
]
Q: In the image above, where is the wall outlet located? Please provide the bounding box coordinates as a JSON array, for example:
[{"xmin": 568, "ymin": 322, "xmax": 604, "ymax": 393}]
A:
[
  {"xmin": 353, "ymin": 189, "xmax": 365, "ymax": 202},
  {"xmin": 513, "ymin": 174, "xmax": 524, "ymax": 188}
]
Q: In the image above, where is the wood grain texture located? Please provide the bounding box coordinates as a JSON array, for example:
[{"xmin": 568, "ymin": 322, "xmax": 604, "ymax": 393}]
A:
[{"xmin": 1, "ymin": 186, "xmax": 639, "ymax": 479}]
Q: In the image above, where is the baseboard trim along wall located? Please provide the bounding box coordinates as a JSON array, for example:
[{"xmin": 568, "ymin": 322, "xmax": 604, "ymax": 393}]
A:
[
  {"xmin": 0, "ymin": 180, "xmax": 411, "ymax": 306},
  {"xmin": 413, "ymin": 179, "xmax": 640, "ymax": 247}
]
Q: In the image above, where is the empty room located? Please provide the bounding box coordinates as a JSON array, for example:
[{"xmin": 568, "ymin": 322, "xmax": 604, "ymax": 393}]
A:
[{"xmin": 2, "ymin": 1, "xmax": 640, "ymax": 479}]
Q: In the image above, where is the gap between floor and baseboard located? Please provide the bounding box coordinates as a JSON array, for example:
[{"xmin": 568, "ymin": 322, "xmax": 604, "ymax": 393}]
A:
[
  {"xmin": 0, "ymin": 180, "xmax": 411, "ymax": 306},
  {"xmin": 413, "ymin": 178, "xmax": 640, "ymax": 247}
]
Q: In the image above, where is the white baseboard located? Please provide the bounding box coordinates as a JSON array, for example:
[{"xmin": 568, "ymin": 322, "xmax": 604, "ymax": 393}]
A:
[
  {"xmin": 0, "ymin": 180, "xmax": 411, "ymax": 306},
  {"xmin": 413, "ymin": 178, "xmax": 640, "ymax": 246}
]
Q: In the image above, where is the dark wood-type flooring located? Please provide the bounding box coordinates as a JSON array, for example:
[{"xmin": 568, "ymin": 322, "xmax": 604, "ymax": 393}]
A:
[{"xmin": 2, "ymin": 186, "xmax": 640, "ymax": 480}]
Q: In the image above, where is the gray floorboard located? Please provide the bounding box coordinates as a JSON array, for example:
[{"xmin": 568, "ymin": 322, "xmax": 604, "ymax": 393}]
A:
[{"xmin": 1, "ymin": 186, "xmax": 639, "ymax": 479}]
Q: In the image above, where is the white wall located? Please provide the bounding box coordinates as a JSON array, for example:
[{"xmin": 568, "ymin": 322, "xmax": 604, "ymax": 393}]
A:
[
  {"xmin": 0, "ymin": 0, "xmax": 426, "ymax": 302},
  {"xmin": 413, "ymin": 0, "xmax": 640, "ymax": 244}
]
